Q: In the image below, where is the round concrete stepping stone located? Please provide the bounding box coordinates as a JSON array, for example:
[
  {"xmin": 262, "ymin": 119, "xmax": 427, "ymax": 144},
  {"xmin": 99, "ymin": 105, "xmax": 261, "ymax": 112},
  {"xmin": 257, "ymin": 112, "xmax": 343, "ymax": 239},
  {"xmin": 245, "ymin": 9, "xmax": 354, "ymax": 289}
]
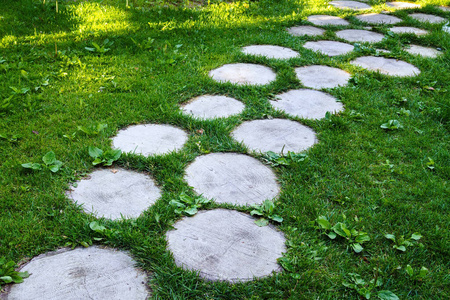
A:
[
  {"xmin": 181, "ymin": 95, "xmax": 245, "ymax": 119},
  {"xmin": 439, "ymin": 6, "xmax": 450, "ymax": 12},
  {"xmin": 5, "ymin": 247, "xmax": 148, "ymax": 300},
  {"xmin": 184, "ymin": 153, "xmax": 279, "ymax": 205},
  {"xmin": 409, "ymin": 13, "xmax": 446, "ymax": 24},
  {"xmin": 330, "ymin": 1, "xmax": 371, "ymax": 10},
  {"xmin": 166, "ymin": 209, "xmax": 286, "ymax": 282},
  {"xmin": 294, "ymin": 65, "xmax": 351, "ymax": 89},
  {"xmin": 231, "ymin": 119, "xmax": 317, "ymax": 153},
  {"xmin": 350, "ymin": 56, "xmax": 420, "ymax": 76},
  {"xmin": 386, "ymin": 2, "xmax": 421, "ymax": 9},
  {"xmin": 209, "ymin": 63, "xmax": 276, "ymax": 86},
  {"xmin": 303, "ymin": 40, "xmax": 354, "ymax": 56},
  {"xmin": 356, "ymin": 13, "xmax": 402, "ymax": 24},
  {"xmin": 271, "ymin": 89, "xmax": 344, "ymax": 120},
  {"xmin": 307, "ymin": 15, "xmax": 350, "ymax": 26},
  {"xmin": 241, "ymin": 45, "xmax": 299, "ymax": 59},
  {"xmin": 67, "ymin": 168, "xmax": 161, "ymax": 220},
  {"xmin": 287, "ymin": 25, "xmax": 325, "ymax": 37},
  {"xmin": 112, "ymin": 124, "xmax": 188, "ymax": 156},
  {"xmin": 405, "ymin": 45, "xmax": 442, "ymax": 58},
  {"xmin": 336, "ymin": 29, "xmax": 385, "ymax": 43},
  {"xmin": 389, "ymin": 26, "xmax": 429, "ymax": 35}
]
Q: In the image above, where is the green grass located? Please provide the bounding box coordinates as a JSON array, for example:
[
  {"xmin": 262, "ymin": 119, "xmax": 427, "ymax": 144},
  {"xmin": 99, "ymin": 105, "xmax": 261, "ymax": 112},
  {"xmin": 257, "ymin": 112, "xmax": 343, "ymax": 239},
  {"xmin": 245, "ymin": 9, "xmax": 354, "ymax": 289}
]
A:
[{"xmin": 1, "ymin": 0, "xmax": 450, "ymax": 298}]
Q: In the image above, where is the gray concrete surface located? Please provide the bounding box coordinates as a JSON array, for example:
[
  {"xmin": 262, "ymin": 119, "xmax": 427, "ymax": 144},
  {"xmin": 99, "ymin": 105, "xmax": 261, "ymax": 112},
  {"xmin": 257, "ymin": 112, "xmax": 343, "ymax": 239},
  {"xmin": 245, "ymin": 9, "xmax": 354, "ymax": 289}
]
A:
[
  {"xmin": 295, "ymin": 65, "xmax": 351, "ymax": 89},
  {"xmin": 386, "ymin": 2, "xmax": 421, "ymax": 9},
  {"xmin": 209, "ymin": 63, "xmax": 276, "ymax": 85},
  {"xmin": 241, "ymin": 45, "xmax": 299, "ymax": 59},
  {"xmin": 336, "ymin": 29, "xmax": 385, "ymax": 43},
  {"xmin": 389, "ymin": 26, "xmax": 429, "ymax": 35},
  {"xmin": 409, "ymin": 13, "xmax": 446, "ymax": 24},
  {"xmin": 67, "ymin": 168, "xmax": 161, "ymax": 220},
  {"xmin": 181, "ymin": 95, "xmax": 245, "ymax": 119},
  {"xmin": 271, "ymin": 89, "xmax": 344, "ymax": 120},
  {"xmin": 112, "ymin": 124, "xmax": 188, "ymax": 156},
  {"xmin": 356, "ymin": 13, "xmax": 402, "ymax": 24},
  {"xmin": 330, "ymin": 1, "xmax": 371, "ymax": 10},
  {"xmin": 405, "ymin": 45, "xmax": 442, "ymax": 58},
  {"xmin": 3, "ymin": 247, "xmax": 148, "ymax": 300},
  {"xmin": 184, "ymin": 153, "xmax": 279, "ymax": 205},
  {"xmin": 231, "ymin": 118, "xmax": 317, "ymax": 153},
  {"xmin": 287, "ymin": 25, "xmax": 325, "ymax": 37},
  {"xmin": 304, "ymin": 40, "xmax": 354, "ymax": 56},
  {"xmin": 350, "ymin": 56, "xmax": 420, "ymax": 77},
  {"xmin": 307, "ymin": 15, "xmax": 350, "ymax": 26},
  {"xmin": 166, "ymin": 209, "xmax": 286, "ymax": 282}
]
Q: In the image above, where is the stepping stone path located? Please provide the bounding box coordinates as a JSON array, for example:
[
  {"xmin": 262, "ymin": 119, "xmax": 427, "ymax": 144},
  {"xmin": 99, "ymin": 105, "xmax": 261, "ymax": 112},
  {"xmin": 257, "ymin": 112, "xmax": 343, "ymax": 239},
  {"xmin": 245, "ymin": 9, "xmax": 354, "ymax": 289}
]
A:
[
  {"xmin": 287, "ymin": 25, "xmax": 325, "ymax": 37},
  {"xmin": 112, "ymin": 124, "xmax": 188, "ymax": 156},
  {"xmin": 439, "ymin": 6, "xmax": 450, "ymax": 12},
  {"xmin": 386, "ymin": 2, "xmax": 421, "ymax": 9},
  {"xmin": 304, "ymin": 40, "xmax": 354, "ymax": 56},
  {"xmin": 68, "ymin": 168, "xmax": 161, "ymax": 220},
  {"xmin": 231, "ymin": 118, "xmax": 317, "ymax": 153},
  {"xmin": 271, "ymin": 89, "xmax": 344, "ymax": 120},
  {"xmin": 5, "ymin": 247, "xmax": 148, "ymax": 300},
  {"xmin": 295, "ymin": 65, "xmax": 351, "ymax": 89},
  {"xmin": 330, "ymin": 1, "xmax": 371, "ymax": 10},
  {"xmin": 356, "ymin": 13, "xmax": 402, "ymax": 24},
  {"xmin": 405, "ymin": 45, "xmax": 442, "ymax": 58},
  {"xmin": 307, "ymin": 15, "xmax": 350, "ymax": 26},
  {"xmin": 181, "ymin": 95, "xmax": 245, "ymax": 119},
  {"xmin": 11, "ymin": 4, "xmax": 449, "ymax": 297},
  {"xmin": 209, "ymin": 63, "xmax": 276, "ymax": 85},
  {"xmin": 184, "ymin": 153, "xmax": 280, "ymax": 205},
  {"xmin": 166, "ymin": 209, "xmax": 286, "ymax": 282},
  {"xmin": 336, "ymin": 29, "xmax": 385, "ymax": 43},
  {"xmin": 389, "ymin": 26, "xmax": 428, "ymax": 35},
  {"xmin": 241, "ymin": 45, "xmax": 299, "ymax": 59},
  {"xmin": 351, "ymin": 56, "xmax": 421, "ymax": 77},
  {"xmin": 409, "ymin": 13, "xmax": 447, "ymax": 24}
]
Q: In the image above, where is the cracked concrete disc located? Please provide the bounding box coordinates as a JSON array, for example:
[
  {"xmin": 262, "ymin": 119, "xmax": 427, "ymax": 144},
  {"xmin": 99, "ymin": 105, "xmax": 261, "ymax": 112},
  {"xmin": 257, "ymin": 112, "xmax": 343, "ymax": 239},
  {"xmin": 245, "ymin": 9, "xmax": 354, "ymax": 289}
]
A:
[
  {"xmin": 67, "ymin": 168, "xmax": 161, "ymax": 220},
  {"xmin": 336, "ymin": 29, "xmax": 385, "ymax": 43},
  {"xmin": 241, "ymin": 45, "xmax": 299, "ymax": 59},
  {"xmin": 295, "ymin": 65, "xmax": 351, "ymax": 89},
  {"xmin": 409, "ymin": 13, "xmax": 446, "ymax": 24},
  {"xmin": 287, "ymin": 25, "xmax": 325, "ymax": 37},
  {"xmin": 271, "ymin": 89, "xmax": 344, "ymax": 120},
  {"xmin": 405, "ymin": 45, "xmax": 442, "ymax": 58},
  {"xmin": 231, "ymin": 118, "xmax": 317, "ymax": 153},
  {"xmin": 350, "ymin": 56, "xmax": 420, "ymax": 76},
  {"xmin": 112, "ymin": 124, "xmax": 188, "ymax": 156},
  {"xmin": 209, "ymin": 63, "xmax": 276, "ymax": 85},
  {"xmin": 389, "ymin": 26, "xmax": 429, "ymax": 35},
  {"xmin": 356, "ymin": 13, "xmax": 402, "ymax": 24},
  {"xmin": 181, "ymin": 95, "xmax": 245, "ymax": 119},
  {"xmin": 304, "ymin": 40, "xmax": 354, "ymax": 56},
  {"xmin": 166, "ymin": 209, "xmax": 286, "ymax": 282},
  {"xmin": 4, "ymin": 247, "xmax": 148, "ymax": 300},
  {"xmin": 386, "ymin": 2, "xmax": 421, "ymax": 9},
  {"xmin": 307, "ymin": 15, "xmax": 350, "ymax": 26},
  {"xmin": 330, "ymin": 1, "xmax": 371, "ymax": 10},
  {"xmin": 184, "ymin": 153, "xmax": 279, "ymax": 205}
]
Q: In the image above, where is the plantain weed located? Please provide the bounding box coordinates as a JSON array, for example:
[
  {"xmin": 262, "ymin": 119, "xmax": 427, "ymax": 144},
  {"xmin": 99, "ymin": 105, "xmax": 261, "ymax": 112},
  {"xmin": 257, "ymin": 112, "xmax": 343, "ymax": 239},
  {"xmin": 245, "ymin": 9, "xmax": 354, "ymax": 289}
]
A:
[
  {"xmin": 384, "ymin": 232, "xmax": 423, "ymax": 252},
  {"xmin": 88, "ymin": 146, "xmax": 121, "ymax": 166},
  {"xmin": 0, "ymin": 257, "xmax": 29, "ymax": 287},
  {"xmin": 169, "ymin": 192, "xmax": 212, "ymax": 216},
  {"xmin": 21, "ymin": 151, "xmax": 63, "ymax": 173},
  {"xmin": 250, "ymin": 200, "xmax": 283, "ymax": 227},
  {"xmin": 315, "ymin": 215, "xmax": 370, "ymax": 253}
]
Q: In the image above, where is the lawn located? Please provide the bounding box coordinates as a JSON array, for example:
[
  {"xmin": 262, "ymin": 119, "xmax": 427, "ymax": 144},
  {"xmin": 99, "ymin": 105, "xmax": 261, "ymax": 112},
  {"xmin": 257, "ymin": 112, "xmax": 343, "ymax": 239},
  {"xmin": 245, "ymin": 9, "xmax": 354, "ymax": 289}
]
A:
[{"xmin": 1, "ymin": 0, "xmax": 449, "ymax": 298}]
